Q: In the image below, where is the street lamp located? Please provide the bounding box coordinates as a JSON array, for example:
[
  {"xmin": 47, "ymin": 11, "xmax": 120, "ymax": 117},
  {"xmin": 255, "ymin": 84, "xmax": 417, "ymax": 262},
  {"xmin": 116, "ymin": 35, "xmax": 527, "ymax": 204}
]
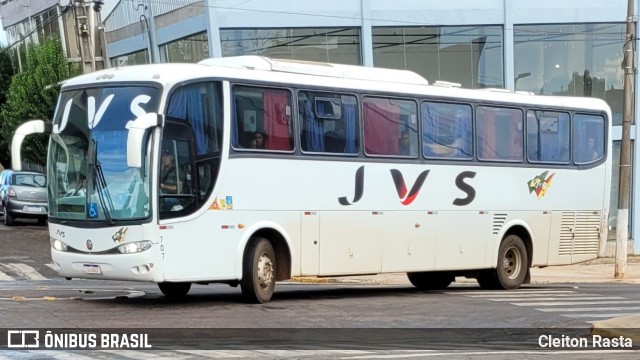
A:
[{"xmin": 515, "ymin": 72, "xmax": 531, "ymax": 89}]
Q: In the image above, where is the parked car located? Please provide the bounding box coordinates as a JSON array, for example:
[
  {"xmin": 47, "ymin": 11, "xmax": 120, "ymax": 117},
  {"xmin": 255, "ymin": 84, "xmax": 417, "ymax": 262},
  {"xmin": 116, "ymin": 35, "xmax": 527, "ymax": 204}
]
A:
[{"xmin": 0, "ymin": 170, "xmax": 48, "ymax": 226}]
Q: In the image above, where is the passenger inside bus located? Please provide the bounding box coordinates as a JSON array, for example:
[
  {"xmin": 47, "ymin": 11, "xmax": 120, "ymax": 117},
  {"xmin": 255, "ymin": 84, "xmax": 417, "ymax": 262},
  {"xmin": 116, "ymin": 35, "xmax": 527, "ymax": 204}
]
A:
[
  {"xmin": 160, "ymin": 148, "xmax": 178, "ymax": 194},
  {"xmin": 251, "ymin": 131, "xmax": 267, "ymax": 149},
  {"xmin": 398, "ymin": 130, "xmax": 415, "ymax": 156}
]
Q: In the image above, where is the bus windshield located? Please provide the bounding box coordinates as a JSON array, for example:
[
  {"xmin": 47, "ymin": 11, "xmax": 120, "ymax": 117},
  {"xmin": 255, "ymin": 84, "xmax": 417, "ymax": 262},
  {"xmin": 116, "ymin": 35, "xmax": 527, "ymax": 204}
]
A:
[{"xmin": 48, "ymin": 86, "xmax": 160, "ymax": 222}]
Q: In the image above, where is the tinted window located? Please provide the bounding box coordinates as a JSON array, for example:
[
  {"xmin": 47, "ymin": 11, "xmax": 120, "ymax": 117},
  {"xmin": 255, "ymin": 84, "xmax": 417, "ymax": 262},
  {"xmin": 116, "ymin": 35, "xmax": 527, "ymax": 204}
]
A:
[
  {"xmin": 299, "ymin": 91, "xmax": 359, "ymax": 154},
  {"xmin": 233, "ymin": 86, "xmax": 294, "ymax": 152},
  {"xmin": 527, "ymin": 110, "xmax": 570, "ymax": 163},
  {"xmin": 363, "ymin": 97, "xmax": 418, "ymax": 157},
  {"xmin": 573, "ymin": 113, "xmax": 605, "ymax": 164},
  {"xmin": 422, "ymin": 102, "xmax": 472, "ymax": 159},
  {"xmin": 477, "ymin": 106, "xmax": 523, "ymax": 162}
]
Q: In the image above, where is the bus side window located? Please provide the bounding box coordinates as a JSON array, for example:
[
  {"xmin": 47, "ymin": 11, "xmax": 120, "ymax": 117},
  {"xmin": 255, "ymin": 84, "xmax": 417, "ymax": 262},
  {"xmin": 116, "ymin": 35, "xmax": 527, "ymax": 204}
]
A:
[
  {"xmin": 477, "ymin": 106, "xmax": 523, "ymax": 162},
  {"xmin": 299, "ymin": 91, "xmax": 359, "ymax": 154},
  {"xmin": 233, "ymin": 86, "xmax": 293, "ymax": 151},
  {"xmin": 573, "ymin": 114, "xmax": 605, "ymax": 164},
  {"xmin": 363, "ymin": 97, "xmax": 417, "ymax": 157},
  {"xmin": 422, "ymin": 102, "xmax": 473, "ymax": 159},
  {"xmin": 527, "ymin": 110, "xmax": 570, "ymax": 163}
]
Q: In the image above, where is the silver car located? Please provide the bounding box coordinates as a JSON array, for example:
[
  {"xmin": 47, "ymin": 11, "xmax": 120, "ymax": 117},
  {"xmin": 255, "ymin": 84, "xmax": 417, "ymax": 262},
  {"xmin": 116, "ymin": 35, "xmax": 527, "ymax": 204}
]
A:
[{"xmin": 0, "ymin": 170, "xmax": 48, "ymax": 226}]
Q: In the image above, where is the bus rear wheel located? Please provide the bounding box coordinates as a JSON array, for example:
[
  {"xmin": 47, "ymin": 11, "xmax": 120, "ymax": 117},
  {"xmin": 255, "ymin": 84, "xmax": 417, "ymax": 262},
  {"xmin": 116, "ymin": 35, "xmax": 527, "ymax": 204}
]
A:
[
  {"xmin": 158, "ymin": 282, "xmax": 191, "ymax": 299},
  {"xmin": 478, "ymin": 234, "xmax": 528, "ymax": 290},
  {"xmin": 241, "ymin": 237, "xmax": 276, "ymax": 303},
  {"xmin": 407, "ymin": 272, "xmax": 454, "ymax": 290}
]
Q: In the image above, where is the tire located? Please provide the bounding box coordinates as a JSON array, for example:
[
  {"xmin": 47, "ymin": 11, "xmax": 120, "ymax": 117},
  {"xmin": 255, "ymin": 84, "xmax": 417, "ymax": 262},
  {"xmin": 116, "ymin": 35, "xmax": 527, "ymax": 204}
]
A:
[
  {"xmin": 4, "ymin": 209, "xmax": 14, "ymax": 226},
  {"xmin": 478, "ymin": 234, "xmax": 528, "ymax": 290},
  {"xmin": 158, "ymin": 282, "xmax": 191, "ymax": 299},
  {"xmin": 241, "ymin": 237, "xmax": 276, "ymax": 303},
  {"xmin": 407, "ymin": 272, "xmax": 454, "ymax": 290}
]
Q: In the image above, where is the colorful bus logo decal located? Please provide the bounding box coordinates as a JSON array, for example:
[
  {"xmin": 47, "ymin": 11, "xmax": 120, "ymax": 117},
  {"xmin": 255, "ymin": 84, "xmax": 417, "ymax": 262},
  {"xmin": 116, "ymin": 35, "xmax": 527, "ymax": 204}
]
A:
[
  {"xmin": 111, "ymin": 227, "xmax": 129, "ymax": 244},
  {"xmin": 528, "ymin": 171, "xmax": 555, "ymax": 199},
  {"xmin": 210, "ymin": 196, "xmax": 233, "ymax": 210}
]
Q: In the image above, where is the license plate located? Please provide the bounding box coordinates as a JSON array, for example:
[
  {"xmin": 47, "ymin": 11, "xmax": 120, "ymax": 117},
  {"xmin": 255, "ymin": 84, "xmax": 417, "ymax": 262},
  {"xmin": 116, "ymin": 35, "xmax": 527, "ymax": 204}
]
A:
[
  {"xmin": 26, "ymin": 206, "xmax": 43, "ymax": 212},
  {"xmin": 83, "ymin": 265, "xmax": 102, "ymax": 274}
]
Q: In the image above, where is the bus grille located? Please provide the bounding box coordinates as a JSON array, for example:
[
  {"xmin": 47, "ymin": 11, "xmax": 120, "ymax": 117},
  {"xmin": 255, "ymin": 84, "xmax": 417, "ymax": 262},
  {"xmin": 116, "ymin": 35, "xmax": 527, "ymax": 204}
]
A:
[
  {"xmin": 492, "ymin": 214, "xmax": 507, "ymax": 235},
  {"xmin": 559, "ymin": 212, "xmax": 601, "ymax": 256}
]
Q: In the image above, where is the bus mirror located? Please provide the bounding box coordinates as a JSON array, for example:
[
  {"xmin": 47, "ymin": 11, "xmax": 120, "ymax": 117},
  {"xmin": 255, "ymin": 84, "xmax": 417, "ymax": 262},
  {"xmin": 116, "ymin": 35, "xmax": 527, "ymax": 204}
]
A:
[
  {"xmin": 126, "ymin": 113, "xmax": 162, "ymax": 168},
  {"xmin": 11, "ymin": 120, "xmax": 51, "ymax": 171}
]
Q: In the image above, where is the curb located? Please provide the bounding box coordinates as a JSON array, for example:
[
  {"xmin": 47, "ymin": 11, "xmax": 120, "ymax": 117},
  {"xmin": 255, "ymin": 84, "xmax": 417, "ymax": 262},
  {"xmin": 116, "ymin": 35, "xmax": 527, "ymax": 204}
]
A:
[{"xmin": 590, "ymin": 315, "xmax": 640, "ymax": 343}]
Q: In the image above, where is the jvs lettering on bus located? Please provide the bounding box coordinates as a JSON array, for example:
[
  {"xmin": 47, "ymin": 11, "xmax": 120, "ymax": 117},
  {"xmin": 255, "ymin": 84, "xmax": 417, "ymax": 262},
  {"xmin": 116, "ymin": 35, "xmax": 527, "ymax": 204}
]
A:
[{"xmin": 339, "ymin": 165, "xmax": 476, "ymax": 206}]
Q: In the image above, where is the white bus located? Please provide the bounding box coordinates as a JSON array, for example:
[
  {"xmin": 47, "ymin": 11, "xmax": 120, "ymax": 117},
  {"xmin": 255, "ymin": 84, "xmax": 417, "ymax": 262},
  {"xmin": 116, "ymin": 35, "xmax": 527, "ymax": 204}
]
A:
[{"xmin": 12, "ymin": 56, "xmax": 611, "ymax": 303}]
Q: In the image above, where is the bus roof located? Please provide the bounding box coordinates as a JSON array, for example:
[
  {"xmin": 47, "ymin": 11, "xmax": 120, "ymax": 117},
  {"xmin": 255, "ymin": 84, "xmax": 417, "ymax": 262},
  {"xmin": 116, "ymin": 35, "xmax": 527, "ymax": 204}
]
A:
[
  {"xmin": 62, "ymin": 57, "xmax": 611, "ymax": 114},
  {"xmin": 198, "ymin": 56, "xmax": 430, "ymax": 86}
]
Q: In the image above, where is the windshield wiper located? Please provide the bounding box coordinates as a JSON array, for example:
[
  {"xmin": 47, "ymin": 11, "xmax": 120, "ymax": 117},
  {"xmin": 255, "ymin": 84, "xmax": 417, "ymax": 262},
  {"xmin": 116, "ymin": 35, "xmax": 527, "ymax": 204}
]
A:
[
  {"xmin": 88, "ymin": 139, "xmax": 115, "ymax": 225},
  {"xmin": 94, "ymin": 163, "xmax": 115, "ymax": 225}
]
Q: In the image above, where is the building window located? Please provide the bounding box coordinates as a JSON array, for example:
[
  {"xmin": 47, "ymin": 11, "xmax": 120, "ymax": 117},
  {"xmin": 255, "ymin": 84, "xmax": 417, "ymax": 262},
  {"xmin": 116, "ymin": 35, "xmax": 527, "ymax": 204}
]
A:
[
  {"xmin": 111, "ymin": 49, "xmax": 149, "ymax": 67},
  {"xmin": 220, "ymin": 28, "xmax": 361, "ymax": 65},
  {"xmin": 160, "ymin": 32, "xmax": 209, "ymax": 63},
  {"xmin": 514, "ymin": 23, "xmax": 626, "ymax": 125},
  {"xmin": 372, "ymin": 26, "xmax": 504, "ymax": 89}
]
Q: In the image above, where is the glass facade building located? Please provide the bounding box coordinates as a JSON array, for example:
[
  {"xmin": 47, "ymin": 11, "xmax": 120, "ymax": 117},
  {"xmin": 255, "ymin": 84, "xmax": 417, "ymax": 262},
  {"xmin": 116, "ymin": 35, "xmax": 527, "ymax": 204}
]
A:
[{"xmin": 100, "ymin": 0, "xmax": 640, "ymax": 254}]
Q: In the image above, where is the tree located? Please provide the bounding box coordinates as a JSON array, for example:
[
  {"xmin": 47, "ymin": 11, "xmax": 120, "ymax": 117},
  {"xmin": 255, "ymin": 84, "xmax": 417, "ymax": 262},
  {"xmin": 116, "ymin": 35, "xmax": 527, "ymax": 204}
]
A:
[
  {"xmin": 0, "ymin": 38, "xmax": 76, "ymax": 166},
  {"xmin": 0, "ymin": 44, "xmax": 15, "ymax": 168}
]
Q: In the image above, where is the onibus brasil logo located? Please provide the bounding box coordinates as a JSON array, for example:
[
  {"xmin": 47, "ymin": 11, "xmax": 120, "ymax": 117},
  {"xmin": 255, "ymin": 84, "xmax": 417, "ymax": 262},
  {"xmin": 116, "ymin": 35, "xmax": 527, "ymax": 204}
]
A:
[{"xmin": 528, "ymin": 171, "xmax": 555, "ymax": 199}]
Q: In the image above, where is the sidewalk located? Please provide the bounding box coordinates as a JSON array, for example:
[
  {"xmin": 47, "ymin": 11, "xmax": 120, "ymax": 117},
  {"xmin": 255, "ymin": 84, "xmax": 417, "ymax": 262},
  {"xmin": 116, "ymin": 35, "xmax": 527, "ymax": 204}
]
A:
[{"xmin": 290, "ymin": 257, "xmax": 640, "ymax": 343}]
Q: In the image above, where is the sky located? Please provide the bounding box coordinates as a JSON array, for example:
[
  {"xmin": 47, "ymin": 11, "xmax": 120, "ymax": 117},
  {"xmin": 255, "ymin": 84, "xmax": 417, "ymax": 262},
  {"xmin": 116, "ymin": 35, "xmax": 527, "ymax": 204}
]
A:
[{"xmin": 0, "ymin": 0, "xmax": 119, "ymax": 47}]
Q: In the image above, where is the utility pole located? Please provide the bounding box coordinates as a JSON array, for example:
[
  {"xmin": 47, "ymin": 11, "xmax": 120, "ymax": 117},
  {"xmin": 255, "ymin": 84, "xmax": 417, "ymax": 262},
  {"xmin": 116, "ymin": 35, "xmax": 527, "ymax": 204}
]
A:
[
  {"xmin": 615, "ymin": 0, "xmax": 635, "ymax": 278},
  {"xmin": 71, "ymin": 0, "xmax": 107, "ymax": 73}
]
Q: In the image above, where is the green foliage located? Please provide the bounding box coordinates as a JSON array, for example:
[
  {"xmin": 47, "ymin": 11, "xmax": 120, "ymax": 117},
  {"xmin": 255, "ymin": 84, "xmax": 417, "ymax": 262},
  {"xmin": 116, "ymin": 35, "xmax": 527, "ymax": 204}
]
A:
[
  {"xmin": 0, "ymin": 44, "xmax": 16, "ymax": 168},
  {"xmin": 0, "ymin": 38, "xmax": 76, "ymax": 166}
]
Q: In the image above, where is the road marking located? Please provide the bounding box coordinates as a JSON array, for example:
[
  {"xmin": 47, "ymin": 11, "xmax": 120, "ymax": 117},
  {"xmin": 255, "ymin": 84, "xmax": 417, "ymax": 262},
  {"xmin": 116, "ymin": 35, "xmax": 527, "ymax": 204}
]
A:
[
  {"xmin": 0, "ymin": 270, "xmax": 14, "ymax": 281},
  {"xmin": 445, "ymin": 290, "xmax": 577, "ymax": 295},
  {"xmin": 339, "ymin": 350, "xmax": 640, "ymax": 358},
  {"xmin": 466, "ymin": 293, "xmax": 584, "ymax": 298},
  {"xmin": 488, "ymin": 296, "xmax": 624, "ymax": 302},
  {"xmin": 30, "ymin": 351, "xmax": 98, "ymax": 360},
  {"xmin": 4, "ymin": 263, "xmax": 48, "ymax": 281},
  {"xmin": 563, "ymin": 312, "xmax": 640, "ymax": 318},
  {"xmin": 176, "ymin": 350, "xmax": 251, "ymax": 358},
  {"xmin": 537, "ymin": 306, "xmax": 640, "ymax": 312},
  {"xmin": 45, "ymin": 263, "xmax": 58, "ymax": 271},
  {"xmin": 101, "ymin": 350, "xmax": 192, "ymax": 359},
  {"xmin": 512, "ymin": 300, "xmax": 640, "ymax": 306}
]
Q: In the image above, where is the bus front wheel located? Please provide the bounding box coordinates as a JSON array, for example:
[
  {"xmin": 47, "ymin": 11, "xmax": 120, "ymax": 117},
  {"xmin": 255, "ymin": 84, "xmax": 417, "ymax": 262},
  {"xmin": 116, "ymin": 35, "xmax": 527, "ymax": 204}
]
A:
[
  {"xmin": 241, "ymin": 237, "xmax": 276, "ymax": 303},
  {"xmin": 158, "ymin": 282, "xmax": 191, "ymax": 299},
  {"xmin": 478, "ymin": 234, "xmax": 528, "ymax": 290}
]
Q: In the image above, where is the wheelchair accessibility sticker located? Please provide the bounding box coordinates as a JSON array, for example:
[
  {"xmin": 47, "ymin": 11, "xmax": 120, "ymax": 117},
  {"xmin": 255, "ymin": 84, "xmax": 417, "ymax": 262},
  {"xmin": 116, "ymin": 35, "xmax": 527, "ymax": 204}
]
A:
[{"xmin": 88, "ymin": 203, "xmax": 99, "ymax": 219}]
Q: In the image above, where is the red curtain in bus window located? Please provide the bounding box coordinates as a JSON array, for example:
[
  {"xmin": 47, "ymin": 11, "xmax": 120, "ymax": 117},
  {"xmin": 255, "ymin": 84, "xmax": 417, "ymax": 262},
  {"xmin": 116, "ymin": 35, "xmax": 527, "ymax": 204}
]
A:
[
  {"xmin": 479, "ymin": 108, "xmax": 497, "ymax": 159},
  {"xmin": 364, "ymin": 100, "xmax": 399, "ymax": 154},
  {"xmin": 263, "ymin": 91, "xmax": 291, "ymax": 150},
  {"xmin": 508, "ymin": 111, "xmax": 523, "ymax": 160}
]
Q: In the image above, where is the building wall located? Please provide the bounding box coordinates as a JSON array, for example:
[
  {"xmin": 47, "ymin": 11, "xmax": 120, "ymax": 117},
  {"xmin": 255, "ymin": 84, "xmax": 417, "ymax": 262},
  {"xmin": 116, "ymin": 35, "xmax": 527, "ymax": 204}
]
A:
[{"xmin": 105, "ymin": 0, "xmax": 640, "ymax": 255}]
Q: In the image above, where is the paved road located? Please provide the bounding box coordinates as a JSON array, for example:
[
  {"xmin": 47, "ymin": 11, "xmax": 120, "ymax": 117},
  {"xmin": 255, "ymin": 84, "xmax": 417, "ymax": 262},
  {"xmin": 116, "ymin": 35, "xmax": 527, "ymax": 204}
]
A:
[{"xmin": 1, "ymin": 220, "xmax": 640, "ymax": 358}]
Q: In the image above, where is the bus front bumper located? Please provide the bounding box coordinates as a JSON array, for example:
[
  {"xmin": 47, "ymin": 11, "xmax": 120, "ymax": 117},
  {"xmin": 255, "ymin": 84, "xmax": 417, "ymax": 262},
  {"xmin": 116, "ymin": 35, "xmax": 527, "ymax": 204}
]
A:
[{"xmin": 51, "ymin": 247, "xmax": 163, "ymax": 282}]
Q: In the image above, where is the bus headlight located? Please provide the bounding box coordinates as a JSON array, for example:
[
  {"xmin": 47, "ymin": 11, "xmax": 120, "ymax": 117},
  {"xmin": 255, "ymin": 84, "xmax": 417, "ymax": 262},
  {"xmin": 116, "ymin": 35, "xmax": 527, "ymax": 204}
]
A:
[
  {"xmin": 117, "ymin": 241, "xmax": 152, "ymax": 254},
  {"xmin": 50, "ymin": 238, "xmax": 69, "ymax": 252}
]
